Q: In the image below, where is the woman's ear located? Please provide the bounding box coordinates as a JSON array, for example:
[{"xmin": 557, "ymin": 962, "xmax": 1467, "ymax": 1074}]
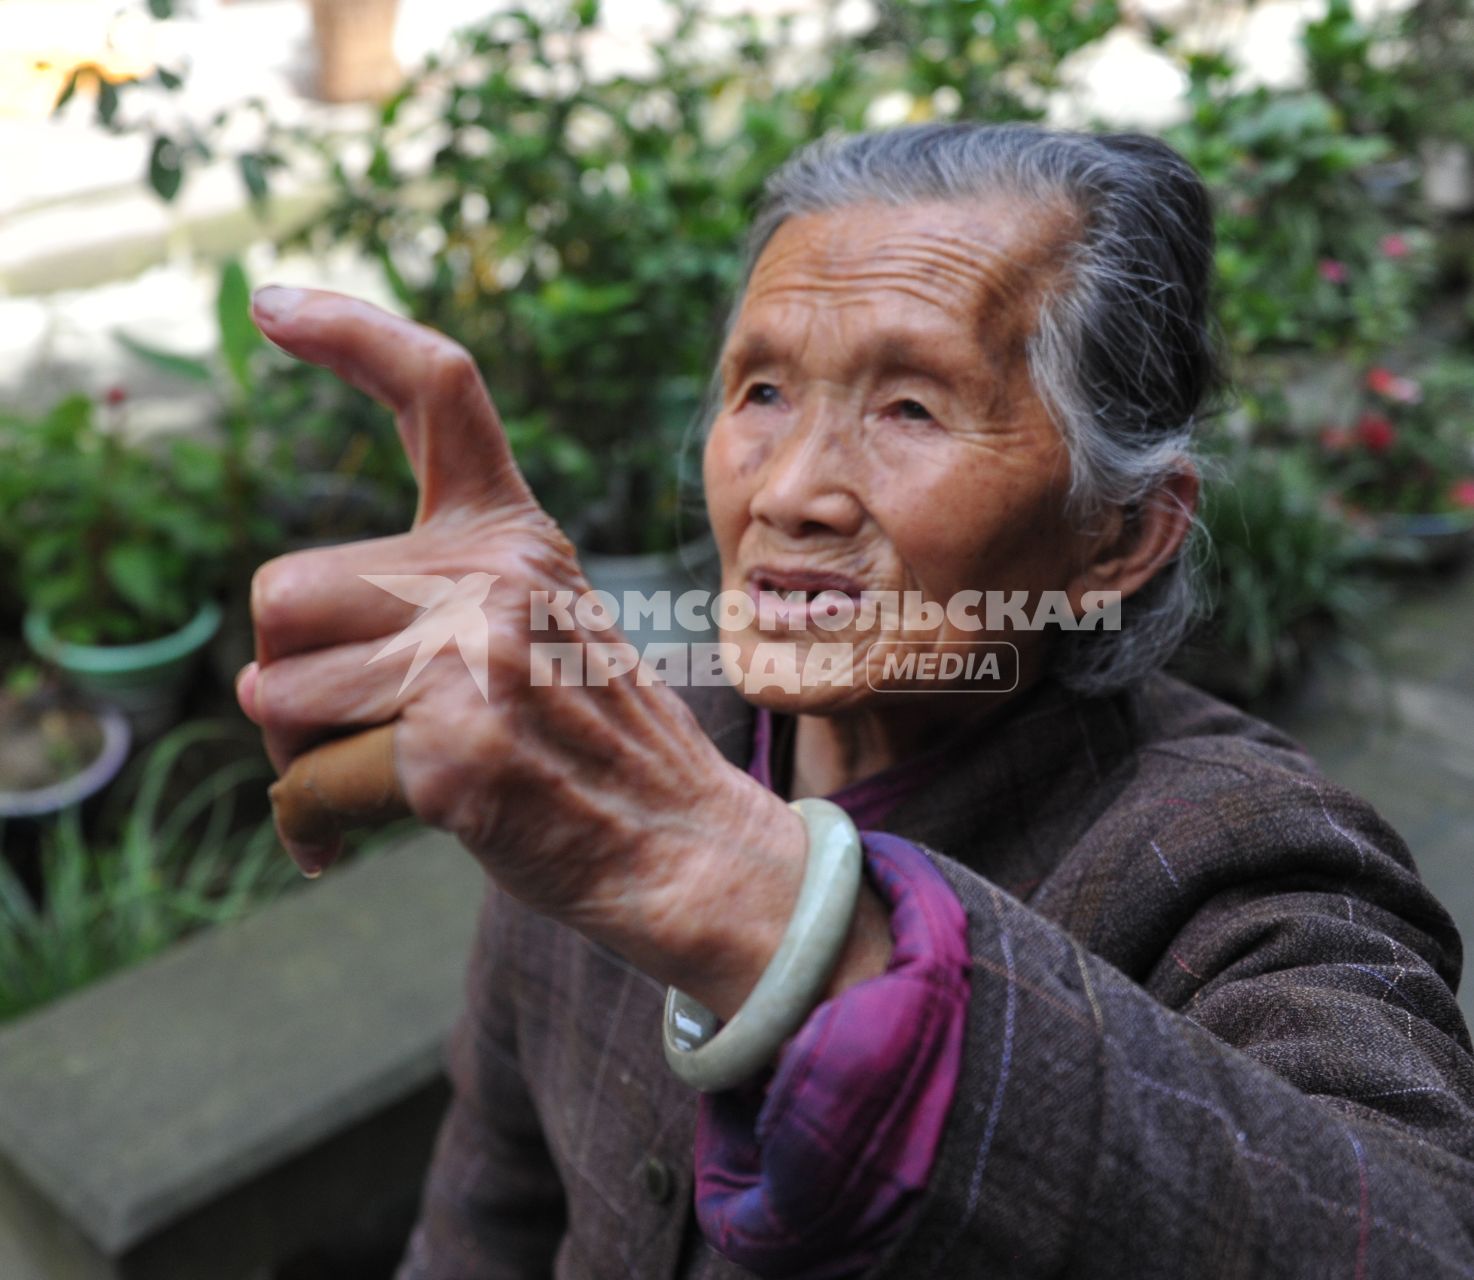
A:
[{"xmin": 1065, "ymin": 467, "xmax": 1199, "ymax": 614}]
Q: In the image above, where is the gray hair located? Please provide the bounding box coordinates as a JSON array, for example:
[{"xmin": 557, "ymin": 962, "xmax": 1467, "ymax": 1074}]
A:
[{"xmin": 720, "ymin": 122, "xmax": 1227, "ymax": 695}]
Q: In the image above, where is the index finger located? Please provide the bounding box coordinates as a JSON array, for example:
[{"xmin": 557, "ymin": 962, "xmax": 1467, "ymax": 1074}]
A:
[{"xmin": 251, "ymin": 285, "xmax": 534, "ymax": 523}]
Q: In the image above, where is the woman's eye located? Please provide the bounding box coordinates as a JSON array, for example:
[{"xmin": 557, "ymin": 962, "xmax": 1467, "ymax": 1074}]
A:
[
  {"xmin": 744, "ymin": 383, "xmax": 781, "ymax": 408},
  {"xmin": 895, "ymin": 399, "xmax": 934, "ymax": 422}
]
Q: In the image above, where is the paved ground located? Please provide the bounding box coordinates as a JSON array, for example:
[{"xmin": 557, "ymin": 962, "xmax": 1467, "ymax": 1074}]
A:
[{"xmin": 1265, "ymin": 563, "xmax": 1474, "ymax": 1026}]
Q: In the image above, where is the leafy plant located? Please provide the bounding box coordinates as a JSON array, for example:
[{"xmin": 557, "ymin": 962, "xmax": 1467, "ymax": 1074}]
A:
[
  {"xmin": 1301, "ymin": 0, "xmax": 1417, "ymax": 144},
  {"xmin": 55, "ymin": 0, "xmax": 1143, "ymax": 551},
  {"xmin": 0, "ymin": 720, "xmax": 299, "ymax": 1023},
  {"xmin": 1384, "ymin": 0, "xmax": 1474, "ymax": 153},
  {"xmin": 873, "ymin": 0, "xmax": 1122, "ymax": 121},
  {"xmin": 1177, "ymin": 444, "xmax": 1380, "ymax": 701},
  {"xmin": 0, "ymin": 392, "xmax": 236, "ymax": 645},
  {"xmin": 1165, "ymin": 65, "xmax": 1428, "ymax": 358},
  {"xmin": 2, "ymin": 663, "xmax": 43, "ymax": 701}
]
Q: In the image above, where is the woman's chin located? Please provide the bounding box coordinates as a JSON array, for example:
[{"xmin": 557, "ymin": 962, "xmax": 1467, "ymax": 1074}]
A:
[{"xmin": 719, "ymin": 629, "xmax": 881, "ymax": 716}]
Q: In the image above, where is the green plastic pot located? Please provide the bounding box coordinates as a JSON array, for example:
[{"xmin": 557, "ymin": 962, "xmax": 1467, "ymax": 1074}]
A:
[{"xmin": 23, "ymin": 601, "xmax": 224, "ymax": 736}]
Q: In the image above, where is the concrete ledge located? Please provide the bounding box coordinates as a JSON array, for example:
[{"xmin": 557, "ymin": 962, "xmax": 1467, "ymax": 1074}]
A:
[{"xmin": 0, "ymin": 828, "xmax": 484, "ymax": 1275}]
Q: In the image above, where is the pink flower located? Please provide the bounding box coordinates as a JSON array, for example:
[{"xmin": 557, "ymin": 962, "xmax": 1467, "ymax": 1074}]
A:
[
  {"xmin": 1380, "ymin": 233, "xmax": 1410, "ymax": 259},
  {"xmin": 1365, "ymin": 367, "xmax": 1423, "ymax": 403},
  {"xmin": 104, "ymin": 385, "xmax": 127, "ymax": 406},
  {"xmin": 1318, "ymin": 258, "xmax": 1349, "ymax": 284},
  {"xmin": 1356, "ymin": 413, "xmax": 1397, "ymax": 454},
  {"xmin": 1319, "ymin": 424, "xmax": 1353, "ymax": 452},
  {"xmin": 1451, "ymin": 478, "xmax": 1474, "ymax": 509}
]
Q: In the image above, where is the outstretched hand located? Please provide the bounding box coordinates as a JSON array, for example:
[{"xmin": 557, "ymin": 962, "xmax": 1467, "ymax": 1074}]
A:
[{"xmin": 236, "ymin": 286, "xmax": 840, "ymax": 1019}]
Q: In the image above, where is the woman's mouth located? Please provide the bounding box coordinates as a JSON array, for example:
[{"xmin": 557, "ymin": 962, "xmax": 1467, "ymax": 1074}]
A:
[{"xmin": 745, "ymin": 567, "xmax": 867, "ymax": 631}]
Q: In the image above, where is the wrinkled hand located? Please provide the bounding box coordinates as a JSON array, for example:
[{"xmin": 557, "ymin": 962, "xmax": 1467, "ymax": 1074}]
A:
[{"xmin": 237, "ymin": 287, "xmax": 826, "ymax": 1011}]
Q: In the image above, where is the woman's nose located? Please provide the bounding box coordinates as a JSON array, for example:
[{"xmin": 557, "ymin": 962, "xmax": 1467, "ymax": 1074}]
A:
[{"xmin": 748, "ymin": 410, "xmax": 865, "ymax": 540}]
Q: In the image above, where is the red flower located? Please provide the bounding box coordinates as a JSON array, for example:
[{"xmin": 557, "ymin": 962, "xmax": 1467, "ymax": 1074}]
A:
[
  {"xmin": 1319, "ymin": 424, "xmax": 1353, "ymax": 452},
  {"xmin": 1380, "ymin": 233, "xmax": 1410, "ymax": 259},
  {"xmin": 1365, "ymin": 367, "xmax": 1422, "ymax": 403},
  {"xmin": 1451, "ymin": 478, "xmax": 1474, "ymax": 509},
  {"xmin": 1356, "ymin": 413, "xmax": 1397, "ymax": 453},
  {"xmin": 1317, "ymin": 258, "xmax": 1349, "ymax": 284},
  {"xmin": 104, "ymin": 385, "xmax": 127, "ymax": 406}
]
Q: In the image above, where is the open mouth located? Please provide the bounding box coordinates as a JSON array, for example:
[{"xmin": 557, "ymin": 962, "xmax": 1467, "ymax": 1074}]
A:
[
  {"xmin": 749, "ymin": 568, "xmax": 865, "ymax": 601},
  {"xmin": 745, "ymin": 567, "xmax": 867, "ymax": 630}
]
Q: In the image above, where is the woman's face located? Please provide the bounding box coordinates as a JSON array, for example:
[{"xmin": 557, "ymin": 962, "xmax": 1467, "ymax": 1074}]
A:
[{"xmin": 703, "ymin": 198, "xmax": 1099, "ymax": 715}]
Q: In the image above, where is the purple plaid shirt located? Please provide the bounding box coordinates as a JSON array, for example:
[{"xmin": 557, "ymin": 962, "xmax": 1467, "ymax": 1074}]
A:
[{"xmin": 690, "ymin": 709, "xmax": 972, "ymax": 1276}]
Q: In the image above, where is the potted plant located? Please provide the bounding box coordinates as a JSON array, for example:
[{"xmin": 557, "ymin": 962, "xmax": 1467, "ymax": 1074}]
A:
[
  {"xmin": 1314, "ymin": 354, "xmax": 1474, "ymax": 567},
  {"xmin": 0, "ymin": 392, "xmax": 233, "ymax": 736},
  {"xmin": 0, "ymin": 660, "xmax": 131, "ymax": 821}
]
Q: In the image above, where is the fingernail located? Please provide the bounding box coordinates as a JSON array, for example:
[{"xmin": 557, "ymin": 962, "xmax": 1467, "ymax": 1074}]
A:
[
  {"xmin": 291, "ymin": 840, "xmax": 338, "ymax": 879},
  {"xmin": 235, "ymin": 662, "xmax": 259, "ymax": 721},
  {"xmin": 252, "ymin": 285, "xmax": 305, "ymax": 323},
  {"xmin": 295, "ymin": 849, "xmax": 330, "ymax": 878}
]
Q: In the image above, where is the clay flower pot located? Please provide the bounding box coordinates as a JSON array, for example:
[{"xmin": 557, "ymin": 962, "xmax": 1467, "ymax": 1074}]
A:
[{"xmin": 309, "ymin": 0, "xmax": 402, "ymax": 104}]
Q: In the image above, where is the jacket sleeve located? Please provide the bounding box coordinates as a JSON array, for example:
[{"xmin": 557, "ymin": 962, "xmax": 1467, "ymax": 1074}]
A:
[
  {"xmin": 867, "ymin": 773, "xmax": 1474, "ymax": 1280},
  {"xmin": 396, "ymin": 886, "xmax": 567, "ymax": 1280}
]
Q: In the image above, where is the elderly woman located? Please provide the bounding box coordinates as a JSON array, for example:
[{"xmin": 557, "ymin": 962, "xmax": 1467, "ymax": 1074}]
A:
[{"xmin": 239, "ymin": 124, "xmax": 1474, "ymax": 1278}]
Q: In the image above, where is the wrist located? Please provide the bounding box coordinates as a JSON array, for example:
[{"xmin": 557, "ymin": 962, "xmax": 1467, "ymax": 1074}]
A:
[
  {"xmin": 645, "ymin": 773, "xmax": 806, "ymax": 1021},
  {"xmin": 631, "ymin": 772, "xmax": 893, "ymax": 1023}
]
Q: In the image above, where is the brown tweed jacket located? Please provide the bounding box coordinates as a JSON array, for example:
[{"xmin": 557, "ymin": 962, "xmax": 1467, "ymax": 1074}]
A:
[{"xmin": 395, "ymin": 672, "xmax": 1474, "ymax": 1279}]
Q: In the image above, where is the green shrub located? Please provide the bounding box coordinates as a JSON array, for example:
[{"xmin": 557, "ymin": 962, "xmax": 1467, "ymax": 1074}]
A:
[
  {"xmin": 1166, "ymin": 67, "xmax": 1427, "ymax": 358},
  {"xmin": 1180, "ymin": 444, "xmax": 1380, "ymax": 700}
]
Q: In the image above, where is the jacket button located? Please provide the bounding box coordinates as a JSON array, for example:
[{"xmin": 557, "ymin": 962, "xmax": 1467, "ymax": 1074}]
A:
[{"xmin": 641, "ymin": 1155, "xmax": 674, "ymax": 1204}]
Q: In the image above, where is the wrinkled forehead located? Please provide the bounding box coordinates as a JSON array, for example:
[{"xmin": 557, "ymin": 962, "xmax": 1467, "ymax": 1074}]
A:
[{"xmin": 738, "ymin": 197, "xmax": 1078, "ymax": 353}]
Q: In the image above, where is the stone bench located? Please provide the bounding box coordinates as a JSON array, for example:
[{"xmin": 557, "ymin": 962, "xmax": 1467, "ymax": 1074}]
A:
[{"xmin": 0, "ymin": 829, "xmax": 485, "ymax": 1280}]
